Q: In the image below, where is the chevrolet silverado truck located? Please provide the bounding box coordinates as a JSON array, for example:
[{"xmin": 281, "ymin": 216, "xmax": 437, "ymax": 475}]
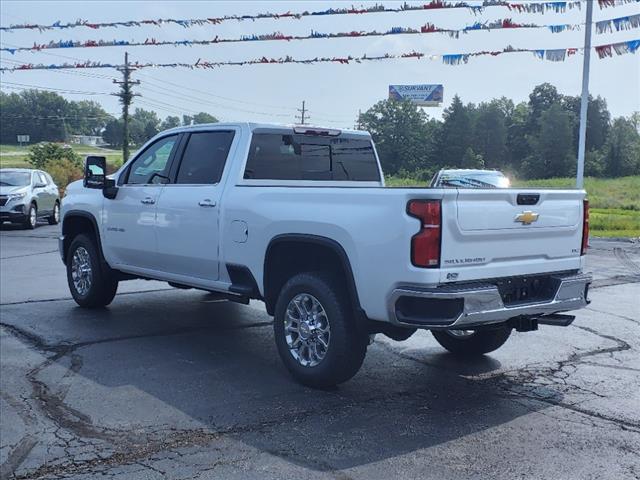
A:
[{"xmin": 60, "ymin": 123, "xmax": 592, "ymax": 387}]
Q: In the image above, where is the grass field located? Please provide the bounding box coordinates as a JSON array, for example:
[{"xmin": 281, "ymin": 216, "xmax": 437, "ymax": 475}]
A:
[
  {"xmin": 0, "ymin": 144, "xmax": 123, "ymax": 169},
  {"xmin": 386, "ymin": 175, "xmax": 639, "ymax": 238}
]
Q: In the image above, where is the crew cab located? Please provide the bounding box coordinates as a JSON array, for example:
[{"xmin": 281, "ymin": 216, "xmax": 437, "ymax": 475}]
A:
[{"xmin": 60, "ymin": 123, "xmax": 591, "ymax": 387}]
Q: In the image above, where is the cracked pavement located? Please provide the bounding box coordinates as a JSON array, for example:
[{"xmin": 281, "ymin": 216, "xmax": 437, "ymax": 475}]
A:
[{"xmin": 1, "ymin": 224, "xmax": 639, "ymax": 479}]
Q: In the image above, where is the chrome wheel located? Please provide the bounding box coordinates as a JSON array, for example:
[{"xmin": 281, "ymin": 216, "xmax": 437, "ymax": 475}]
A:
[
  {"xmin": 53, "ymin": 203, "xmax": 60, "ymax": 222},
  {"xmin": 29, "ymin": 206, "xmax": 37, "ymax": 228},
  {"xmin": 71, "ymin": 247, "xmax": 93, "ymax": 296},
  {"xmin": 446, "ymin": 329, "xmax": 475, "ymax": 338},
  {"xmin": 284, "ymin": 293, "xmax": 330, "ymax": 367}
]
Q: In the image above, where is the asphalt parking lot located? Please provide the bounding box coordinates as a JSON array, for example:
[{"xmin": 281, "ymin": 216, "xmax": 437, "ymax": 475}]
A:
[{"xmin": 1, "ymin": 223, "xmax": 639, "ymax": 479}]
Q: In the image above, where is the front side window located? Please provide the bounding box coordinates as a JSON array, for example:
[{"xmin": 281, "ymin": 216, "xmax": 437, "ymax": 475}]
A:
[
  {"xmin": 176, "ymin": 131, "xmax": 235, "ymax": 184},
  {"xmin": 243, "ymin": 133, "xmax": 380, "ymax": 181},
  {"xmin": 126, "ymin": 135, "xmax": 178, "ymax": 185}
]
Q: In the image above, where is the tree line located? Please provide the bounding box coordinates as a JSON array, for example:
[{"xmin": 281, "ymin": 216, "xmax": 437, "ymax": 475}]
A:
[
  {"xmin": 0, "ymin": 90, "xmax": 218, "ymax": 148},
  {"xmin": 2, "ymin": 84, "xmax": 638, "ymax": 179},
  {"xmin": 360, "ymin": 83, "xmax": 639, "ymax": 179}
]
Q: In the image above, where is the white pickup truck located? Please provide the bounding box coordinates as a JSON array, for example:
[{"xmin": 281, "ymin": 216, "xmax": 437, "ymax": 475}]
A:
[{"xmin": 60, "ymin": 122, "xmax": 591, "ymax": 387}]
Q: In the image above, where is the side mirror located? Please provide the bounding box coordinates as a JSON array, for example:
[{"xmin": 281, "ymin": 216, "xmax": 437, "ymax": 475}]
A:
[{"xmin": 84, "ymin": 156, "xmax": 106, "ymax": 189}]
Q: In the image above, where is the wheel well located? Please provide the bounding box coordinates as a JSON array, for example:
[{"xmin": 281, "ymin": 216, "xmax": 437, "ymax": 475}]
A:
[
  {"xmin": 61, "ymin": 213, "xmax": 99, "ymax": 264},
  {"xmin": 263, "ymin": 236, "xmax": 362, "ymax": 318}
]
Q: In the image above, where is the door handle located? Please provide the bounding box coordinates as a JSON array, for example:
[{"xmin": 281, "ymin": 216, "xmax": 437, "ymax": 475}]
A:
[
  {"xmin": 141, "ymin": 197, "xmax": 155, "ymax": 205},
  {"xmin": 198, "ymin": 199, "xmax": 217, "ymax": 208}
]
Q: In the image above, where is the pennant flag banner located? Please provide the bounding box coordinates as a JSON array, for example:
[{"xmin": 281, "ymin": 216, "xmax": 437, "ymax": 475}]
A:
[
  {"xmin": 1, "ymin": 39, "xmax": 638, "ymax": 73},
  {"xmin": 0, "ymin": 18, "xmax": 595, "ymax": 54},
  {"xmin": 596, "ymin": 13, "xmax": 640, "ymax": 33},
  {"xmin": 0, "ymin": 1, "xmax": 584, "ymax": 33},
  {"xmin": 598, "ymin": 0, "xmax": 640, "ymax": 8}
]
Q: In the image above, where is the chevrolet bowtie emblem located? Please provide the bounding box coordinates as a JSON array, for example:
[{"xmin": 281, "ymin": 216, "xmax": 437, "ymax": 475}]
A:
[{"xmin": 515, "ymin": 211, "xmax": 540, "ymax": 225}]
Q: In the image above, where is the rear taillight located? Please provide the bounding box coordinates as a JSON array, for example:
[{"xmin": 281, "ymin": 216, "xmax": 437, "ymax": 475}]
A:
[
  {"xmin": 581, "ymin": 199, "xmax": 589, "ymax": 256},
  {"xmin": 407, "ymin": 200, "xmax": 441, "ymax": 268}
]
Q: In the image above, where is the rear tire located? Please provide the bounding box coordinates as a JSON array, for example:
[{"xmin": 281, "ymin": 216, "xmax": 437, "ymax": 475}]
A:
[
  {"xmin": 66, "ymin": 234, "xmax": 118, "ymax": 308},
  {"xmin": 432, "ymin": 326, "xmax": 512, "ymax": 356},
  {"xmin": 23, "ymin": 203, "xmax": 37, "ymax": 229},
  {"xmin": 274, "ymin": 272, "xmax": 368, "ymax": 388},
  {"xmin": 48, "ymin": 202, "xmax": 60, "ymax": 225}
]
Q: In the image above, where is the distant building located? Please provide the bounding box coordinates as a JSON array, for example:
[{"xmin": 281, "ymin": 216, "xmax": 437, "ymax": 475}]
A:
[{"xmin": 69, "ymin": 135, "xmax": 107, "ymax": 147}]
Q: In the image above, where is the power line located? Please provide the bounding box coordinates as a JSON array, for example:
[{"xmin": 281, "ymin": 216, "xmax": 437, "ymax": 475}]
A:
[
  {"xmin": 1, "ymin": 81, "xmax": 110, "ymax": 95},
  {"xmin": 0, "ymin": 44, "xmax": 355, "ymax": 121}
]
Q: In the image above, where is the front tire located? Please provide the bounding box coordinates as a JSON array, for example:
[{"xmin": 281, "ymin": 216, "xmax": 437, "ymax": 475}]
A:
[
  {"xmin": 432, "ymin": 326, "xmax": 512, "ymax": 356},
  {"xmin": 274, "ymin": 272, "xmax": 367, "ymax": 388},
  {"xmin": 48, "ymin": 202, "xmax": 60, "ymax": 225},
  {"xmin": 23, "ymin": 203, "xmax": 37, "ymax": 229},
  {"xmin": 66, "ymin": 234, "xmax": 118, "ymax": 308}
]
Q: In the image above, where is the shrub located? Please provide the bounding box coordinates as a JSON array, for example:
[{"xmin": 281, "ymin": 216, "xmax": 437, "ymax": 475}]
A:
[
  {"xmin": 46, "ymin": 158, "xmax": 83, "ymax": 194},
  {"xmin": 27, "ymin": 142, "xmax": 81, "ymax": 169}
]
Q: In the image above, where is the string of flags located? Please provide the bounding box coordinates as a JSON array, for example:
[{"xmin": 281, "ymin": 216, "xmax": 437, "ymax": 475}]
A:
[
  {"xmin": 596, "ymin": 13, "xmax": 640, "ymax": 33},
  {"xmin": 598, "ymin": 0, "xmax": 640, "ymax": 8},
  {"xmin": 0, "ymin": 20, "xmax": 583, "ymax": 54},
  {"xmin": 0, "ymin": 1, "xmax": 591, "ymax": 33},
  {"xmin": 1, "ymin": 39, "xmax": 637, "ymax": 72},
  {"xmin": 4, "ymin": 12, "xmax": 640, "ymax": 55}
]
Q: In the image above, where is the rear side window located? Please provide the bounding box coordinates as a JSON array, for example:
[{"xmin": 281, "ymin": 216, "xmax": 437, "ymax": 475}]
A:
[
  {"xmin": 244, "ymin": 133, "xmax": 380, "ymax": 181},
  {"xmin": 176, "ymin": 131, "xmax": 235, "ymax": 184}
]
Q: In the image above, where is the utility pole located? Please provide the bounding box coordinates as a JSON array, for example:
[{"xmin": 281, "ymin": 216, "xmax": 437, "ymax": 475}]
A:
[
  {"xmin": 354, "ymin": 109, "xmax": 362, "ymax": 130},
  {"xmin": 296, "ymin": 100, "xmax": 308, "ymax": 125},
  {"xmin": 113, "ymin": 52, "xmax": 140, "ymax": 162},
  {"xmin": 576, "ymin": 0, "xmax": 593, "ymax": 189}
]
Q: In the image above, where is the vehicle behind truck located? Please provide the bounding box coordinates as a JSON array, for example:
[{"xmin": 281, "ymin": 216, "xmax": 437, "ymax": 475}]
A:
[{"xmin": 59, "ymin": 123, "xmax": 591, "ymax": 387}]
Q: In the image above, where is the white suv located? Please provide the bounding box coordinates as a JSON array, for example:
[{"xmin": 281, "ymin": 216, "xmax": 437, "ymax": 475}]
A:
[{"xmin": 0, "ymin": 168, "xmax": 60, "ymax": 229}]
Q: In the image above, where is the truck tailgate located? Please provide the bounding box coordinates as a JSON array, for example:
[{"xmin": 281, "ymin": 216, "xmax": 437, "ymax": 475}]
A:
[{"xmin": 439, "ymin": 189, "xmax": 586, "ymax": 283}]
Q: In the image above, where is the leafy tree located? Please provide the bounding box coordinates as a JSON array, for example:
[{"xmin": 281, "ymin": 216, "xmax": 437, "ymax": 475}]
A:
[
  {"xmin": 523, "ymin": 104, "xmax": 575, "ymax": 179},
  {"xmin": 505, "ymin": 102, "xmax": 531, "ymax": 174},
  {"xmin": 473, "ymin": 100, "xmax": 507, "ymax": 169},
  {"xmin": 527, "ymin": 83, "xmax": 562, "ymax": 134},
  {"xmin": 563, "ymin": 94, "xmax": 611, "ymax": 153},
  {"xmin": 65, "ymin": 100, "xmax": 112, "ymax": 136},
  {"xmin": 603, "ymin": 117, "xmax": 640, "ymax": 177},
  {"xmin": 103, "ymin": 118, "xmax": 124, "ymax": 148},
  {"xmin": 129, "ymin": 108, "xmax": 160, "ymax": 145},
  {"xmin": 461, "ymin": 147, "xmax": 485, "ymax": 169},
  {"xmin": 182, "ymin": 115, "xmax": 193, "ymax": 126},
  {"xmin": 359, "ymin": 99, "xmax": 432, "ymax": 175},
  {"xmin": 439, "ymin": 95, "xmax": 472, "ymax": 167},
  {"xmin": 160, "ymin": 116, "xmax": 181, "ymax": 131},
  {"xmin": 27, "ymin": 142, "xmax": 81, "ymax": 169},
  {"xmin": 192, "ymin": 112, "xmax": 218, "ymax": 124}
]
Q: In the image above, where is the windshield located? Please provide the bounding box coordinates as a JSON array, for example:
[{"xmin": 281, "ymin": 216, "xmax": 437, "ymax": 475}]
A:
[
  {"xmin": 437, "ymin": 172, "xmax": 510, "ymax": 188},
  {"xmin": 0, "ymin": 171, "xmax": 31, "ymax": 187}
]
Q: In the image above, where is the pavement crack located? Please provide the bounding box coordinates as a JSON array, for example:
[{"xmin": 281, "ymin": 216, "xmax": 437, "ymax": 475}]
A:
[
  {"xmin": 0, "ymin": 288, "xmax": 174, "ymax": 306},
  {"xmin": 0, "ymin": 435, "xmax": 38, "ymax": 480},
  {"xmin": 586, "ymin": 306, "xmax": 639, "ymax": 325},
  {"xmin": 1, "ymin": 249, "xmax": 59, "ymax": 260}
]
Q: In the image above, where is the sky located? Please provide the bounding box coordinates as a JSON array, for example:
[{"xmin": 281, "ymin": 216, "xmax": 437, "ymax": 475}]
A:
[{"xmin": 0, "ymin": 0, "xmax": 639, "ymax": 128}]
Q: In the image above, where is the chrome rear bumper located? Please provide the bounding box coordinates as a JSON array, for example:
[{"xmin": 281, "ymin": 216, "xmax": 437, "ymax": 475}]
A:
[{"xmin": 389, "ymin": 272, "xmax": 591, "ymax": 329}]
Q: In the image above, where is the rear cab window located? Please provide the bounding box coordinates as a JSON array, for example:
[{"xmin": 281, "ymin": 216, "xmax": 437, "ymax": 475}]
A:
[
  {"xmin": 243, "ymin": 131, "xmax": 380, "ymax": 182},
  {"xmin": 176, "ymin": 131, "xmax": 235, "ymax": 185}
]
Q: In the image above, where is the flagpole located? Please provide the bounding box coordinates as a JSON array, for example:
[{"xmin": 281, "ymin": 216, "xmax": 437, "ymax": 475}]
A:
[{"xmin": 576, "ymin": 0, "xmax": 594, "ymax": 189}]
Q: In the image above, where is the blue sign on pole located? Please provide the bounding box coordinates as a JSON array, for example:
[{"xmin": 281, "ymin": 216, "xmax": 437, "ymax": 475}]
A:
[{"xmin": 388, "ymin": 84, "xmax": 444, "ymax": 106}]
